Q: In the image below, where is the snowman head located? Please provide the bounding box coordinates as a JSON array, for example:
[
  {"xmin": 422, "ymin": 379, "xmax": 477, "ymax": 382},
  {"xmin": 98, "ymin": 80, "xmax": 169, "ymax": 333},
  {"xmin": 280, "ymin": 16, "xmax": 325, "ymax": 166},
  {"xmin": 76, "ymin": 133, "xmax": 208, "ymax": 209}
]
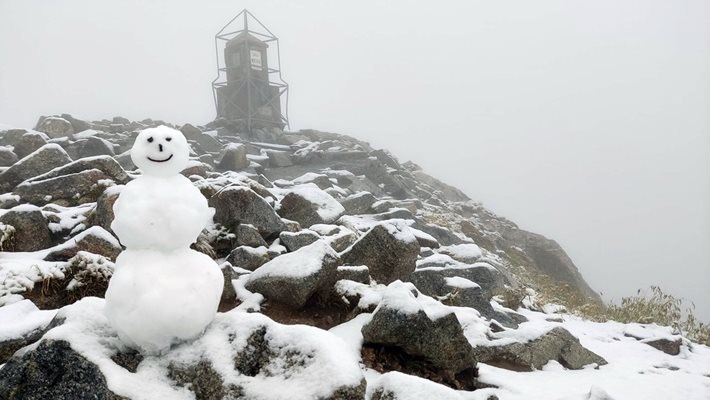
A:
[{"xmin": 131, "ymin": 126, "xmax": 190, "ymax": 177}]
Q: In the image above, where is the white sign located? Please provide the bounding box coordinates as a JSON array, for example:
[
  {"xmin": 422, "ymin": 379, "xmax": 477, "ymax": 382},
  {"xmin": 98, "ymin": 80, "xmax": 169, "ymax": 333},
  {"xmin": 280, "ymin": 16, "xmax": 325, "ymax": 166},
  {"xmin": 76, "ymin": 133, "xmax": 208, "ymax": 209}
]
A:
[{"xmin": 250, "ymin": 49, "xmax": 263, "ymax": 70}]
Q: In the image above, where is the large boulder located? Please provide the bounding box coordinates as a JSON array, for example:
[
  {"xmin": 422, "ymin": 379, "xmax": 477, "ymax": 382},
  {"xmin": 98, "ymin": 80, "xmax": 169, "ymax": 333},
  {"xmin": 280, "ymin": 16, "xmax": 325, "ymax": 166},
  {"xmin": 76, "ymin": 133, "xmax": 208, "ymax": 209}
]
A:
[
  {"xmin": 408, "ymin": 270, "xmax": 517, "ymax": 328},
  {"xmin": 340, "ymin": 222, "xmax": 420, "ymax": 284},
  {"xmin": 279, "ymin": 229, "xmax": 320, "ymax": 252},
  {"xmin": 179, "ymin": 123, "xmax": 203, "ymax": 140},
  {"xmin": 412, "ymin": 222, "xmax": 465, "ymax": 246},
  {"xmin": 44, "ymin": 226, "xmax": 122, "ymax": 261},
  {"xmin": 409, "ymin": 262, "xmax": 506, "ymax": 301},
  {"xmin": 0, "ymin": 340, "xmax": 120, "ymax": 400},
  {"xmin": 25, "ymin": 155, "xmax": 130, "ymax": 184},
  {"xmin": 245, "ymin": 240, "xmax": 340, "ymax": 308},
  {"xmin": 35, "ymin": 116, "xmax": 74, "ymax": 138},
  {"xmin": 0, "ymin": 144, "xmax": 72, "ymax": 192},
  {"xmin": 0, "ymin": 205, "xmax": 52, "ymax": 251},
  {"xmin": 474, "ymin": 326, "xmax": 607, "ymax": 371},
  {"xmin": 209, "ymin": 186, "xmax": 286, "ymax": 239},
  {"xmin": 15, "ymin": 169, "xmax": 113, "ymax": 206},
  {"xmin": 339, "ymin": 191, "xmax": 376, "ymax": 215},
  {"xmin": 13, "ymin": 131, "xmax": 48, "ymax": 159},
  {"xmin": 0, "ymin": 147, "xmax": 18, "ymax": 166},
  {"xmin": 234, "ymin": 223, "xmax": 267, "ymax": 248},
  {"xmin": 277, "ymin": 188, "xmax": 345, "ymax": 228},
  {"xmin": 226, "ymin": 246, "xmax": 270, "ymax": 271},
  {"xmin": 362, "ymin": 281, "xmax": 477, "ymax": 375},
  {"xmin": 217, "ymin": 143, "xmax": 249, "ymax": 171},
  {"xmin": 78, "ymin": 137, "xmax": 115, "ymax": 158}
]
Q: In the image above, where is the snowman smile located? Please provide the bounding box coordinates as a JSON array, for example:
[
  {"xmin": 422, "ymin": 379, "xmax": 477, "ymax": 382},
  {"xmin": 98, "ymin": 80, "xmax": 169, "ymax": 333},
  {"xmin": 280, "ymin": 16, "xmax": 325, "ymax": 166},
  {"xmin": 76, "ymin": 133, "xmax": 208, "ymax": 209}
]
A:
[{"xmin": 148, "ymin": 154, "xmax": 173, "ymax": 163}]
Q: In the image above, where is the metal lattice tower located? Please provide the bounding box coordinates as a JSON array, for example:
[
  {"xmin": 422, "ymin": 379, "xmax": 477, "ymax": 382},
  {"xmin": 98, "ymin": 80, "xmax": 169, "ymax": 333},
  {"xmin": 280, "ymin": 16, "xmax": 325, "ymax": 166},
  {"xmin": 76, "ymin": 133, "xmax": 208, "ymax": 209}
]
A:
[{"xmin": 212, "ymin": 10, "xmax": 289, "ymax": 131}]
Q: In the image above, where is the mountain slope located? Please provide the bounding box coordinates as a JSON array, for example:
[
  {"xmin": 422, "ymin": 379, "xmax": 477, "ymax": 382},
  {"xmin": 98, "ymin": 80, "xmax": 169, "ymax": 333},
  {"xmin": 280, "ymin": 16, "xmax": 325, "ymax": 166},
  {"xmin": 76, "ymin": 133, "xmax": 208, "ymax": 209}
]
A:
[{"xmin": 0, "ymin": 115, "xmax": 707, "ymax": 400}]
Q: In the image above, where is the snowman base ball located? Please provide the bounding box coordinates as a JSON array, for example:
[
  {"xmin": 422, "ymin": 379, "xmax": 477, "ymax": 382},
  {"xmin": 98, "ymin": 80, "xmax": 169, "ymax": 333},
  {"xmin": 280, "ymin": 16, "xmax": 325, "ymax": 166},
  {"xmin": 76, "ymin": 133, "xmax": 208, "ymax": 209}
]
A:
[{"xmin": 104, "ymin": 248, "xmax": 223, "ymax": 354}]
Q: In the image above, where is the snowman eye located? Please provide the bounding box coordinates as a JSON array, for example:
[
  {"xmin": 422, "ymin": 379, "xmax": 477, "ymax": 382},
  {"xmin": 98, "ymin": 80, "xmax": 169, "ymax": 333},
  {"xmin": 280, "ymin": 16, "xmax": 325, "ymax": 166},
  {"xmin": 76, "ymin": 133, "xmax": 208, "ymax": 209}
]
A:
[
  {"xmin": 147, "ymin": 137, "xmax": 154, "ymax": 143},
  {"xmin": 166, "ymin": 137, "xmax": 172, "ymax": 142}
]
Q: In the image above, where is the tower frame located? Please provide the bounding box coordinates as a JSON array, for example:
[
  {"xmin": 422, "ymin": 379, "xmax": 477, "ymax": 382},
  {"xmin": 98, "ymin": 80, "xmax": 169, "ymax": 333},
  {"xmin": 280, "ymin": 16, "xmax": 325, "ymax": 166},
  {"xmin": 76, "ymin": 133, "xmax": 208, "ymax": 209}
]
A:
[{"xmin": 212, "ymin": 9, "xmax": 289, "ymax": 131}]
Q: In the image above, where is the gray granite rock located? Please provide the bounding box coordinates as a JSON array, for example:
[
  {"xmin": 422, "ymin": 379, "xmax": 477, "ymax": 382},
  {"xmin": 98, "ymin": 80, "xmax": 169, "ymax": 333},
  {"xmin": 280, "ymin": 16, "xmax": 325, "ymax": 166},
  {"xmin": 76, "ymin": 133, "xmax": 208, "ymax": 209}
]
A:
[
  {"xmin": 340, "ymin": 223, "xmax": 420, "ymax": 284},
  {"xmin": 209, "ymin": 186, "xmax": 286, "ymax": 239}
]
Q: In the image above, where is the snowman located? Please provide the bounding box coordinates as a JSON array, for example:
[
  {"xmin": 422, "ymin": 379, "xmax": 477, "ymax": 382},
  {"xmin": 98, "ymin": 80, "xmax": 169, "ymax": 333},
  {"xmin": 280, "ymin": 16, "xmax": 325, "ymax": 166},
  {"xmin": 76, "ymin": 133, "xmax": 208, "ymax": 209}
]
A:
[{"xmin": 104, "ymin": 125, "xmax": 223, "ymax": 354}]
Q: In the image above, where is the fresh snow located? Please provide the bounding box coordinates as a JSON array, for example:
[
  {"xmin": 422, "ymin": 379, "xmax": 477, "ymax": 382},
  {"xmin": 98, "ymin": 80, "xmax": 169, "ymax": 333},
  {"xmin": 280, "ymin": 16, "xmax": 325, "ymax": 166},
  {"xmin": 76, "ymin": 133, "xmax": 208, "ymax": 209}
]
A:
[
  {"xmin": 248, "ymin": 240, "xmax": 336, "ymax": 280},
  {"xmin": 440, "ymin": 243, "xmax": 483, "ymax": 261},
  {"xmin": 445, "ymin": 276, "xmax": 481, "ymax": 289},
  {"xmin": 0, "ymin": 299, "xmax": 56, "ymax": 341}
]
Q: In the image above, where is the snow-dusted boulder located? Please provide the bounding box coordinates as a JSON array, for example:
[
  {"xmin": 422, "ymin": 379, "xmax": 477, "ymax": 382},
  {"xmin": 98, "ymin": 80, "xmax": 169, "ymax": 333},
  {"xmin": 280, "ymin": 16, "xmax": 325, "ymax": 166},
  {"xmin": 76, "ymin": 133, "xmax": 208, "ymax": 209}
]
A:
[
  {"xmin": 12, "ymin": 131, "xmax": 47, "ymax": 159},
  {"xmin": 15, "ymin": 169, "xmax": 113, "ymax": 206},
  {"xmin": 179, "ymin": 123, "xmax": 202, "ymax": 140},
  {"xmin": 410, "ymin": 262, "xmax": 506, "ymax": 300},
  {"xmin": 235, "ymin": 223, "xmax": 268, "ymax": 247},
  {"xmin": 0, "ymin": 147, "xmax": 18, "ymax": 166},
  {"xmin": 362, "ymin": 281, "xmax": 477, "ymax": 380},
  {"xmin": 245, "ymin": 240, "xmax": 340, "ymax": 309},
  {"xmin": 279, "ymin": 229, "xmax": 320, "ymax": 252},
  {"xmin": 209, "ymin": 186, "xmax": 286, "ymax": 239},
  {"xmin": 0, "ymin": 205, "xmax": 51, "ymax": 251},
  {"xmin": 78, "ymin": 136, "xmax": 115, "ymax": 158},
  {"xmin": 0, "ymin": 144, "xmax": 72, "ymax": 192},
  {"xmin": 35, "ymin": 116, "xmax": 74, "ymax": 138},
  {"xmin": 340, "ymin": 222, "xmax": 420, "ymax": 284},
  {"xmin": 474, "ymin": 326, "xmax": 607, "ymax": 371},
  {"xmin": 226, "ymin": 245, "xmax": 271, "ymax": 271},
  {"xmin": 24, "ymin": 155, "xmax": 129, "ymax": 185},
  {"xmin": 44, "ymin": 226, "xmax": 122, "ymax": 262},
  {"xmin": 277, "ymin": 187, "xmax": 345, "ymax": 228},
  {"xmin": 339, "ymin": 191, "xmax": 376, "ymax": 215},
  {"xmin": 217, "ymin": 143, "xmax": 249, "ymax": 171}
]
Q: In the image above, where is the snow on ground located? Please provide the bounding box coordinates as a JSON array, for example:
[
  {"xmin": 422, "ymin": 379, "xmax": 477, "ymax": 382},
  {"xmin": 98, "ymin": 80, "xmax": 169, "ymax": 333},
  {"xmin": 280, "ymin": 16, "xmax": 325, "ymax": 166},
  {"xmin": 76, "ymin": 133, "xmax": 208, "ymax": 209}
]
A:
[
  {"xmin": 476, "ymin": 309, "xmax": 710, "ymax": 400},
  {"xmin": 0, "ymin": 255, "xmax": 66, "ymax": 306},
  {"xmin": 0, "ymin": 299, "xmax": 56, "ymax": 341},
  {"xmin": 1, "ymin": 284, "xmax": 709, "ymax": 398}
]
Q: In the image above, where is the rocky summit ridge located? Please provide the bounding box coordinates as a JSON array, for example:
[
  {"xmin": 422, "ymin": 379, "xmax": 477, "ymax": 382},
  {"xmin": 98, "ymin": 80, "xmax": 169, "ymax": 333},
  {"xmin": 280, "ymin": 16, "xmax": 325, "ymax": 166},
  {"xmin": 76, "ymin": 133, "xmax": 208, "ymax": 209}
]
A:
[{"xmin": 0, "ymin": 115, "xmax": 705, "ymax": 400}]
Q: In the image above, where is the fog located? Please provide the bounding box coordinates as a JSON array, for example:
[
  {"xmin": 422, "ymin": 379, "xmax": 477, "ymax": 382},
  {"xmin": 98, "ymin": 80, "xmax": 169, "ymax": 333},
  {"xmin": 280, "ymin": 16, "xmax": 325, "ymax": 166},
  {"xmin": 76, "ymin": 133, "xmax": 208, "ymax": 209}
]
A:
[{"xmin": 1, "ymin": 1, "xmax": 709, "ymax": 320}]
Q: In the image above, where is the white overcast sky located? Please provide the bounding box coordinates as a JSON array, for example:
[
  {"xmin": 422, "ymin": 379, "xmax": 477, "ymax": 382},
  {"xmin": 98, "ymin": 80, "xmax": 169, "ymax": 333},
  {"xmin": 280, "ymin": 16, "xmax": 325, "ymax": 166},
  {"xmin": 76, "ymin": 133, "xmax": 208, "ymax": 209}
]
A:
[{"xmin": 1, "ymin": 1, "xmax": 709, "ymax": 320}]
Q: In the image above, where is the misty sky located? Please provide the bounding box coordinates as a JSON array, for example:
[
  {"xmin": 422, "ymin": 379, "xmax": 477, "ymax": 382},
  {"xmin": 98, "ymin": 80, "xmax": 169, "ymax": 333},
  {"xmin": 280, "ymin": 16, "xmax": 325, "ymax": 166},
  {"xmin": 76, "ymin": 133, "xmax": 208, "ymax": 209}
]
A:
[{"xmin": 1, "ymin": 1, "xmax": 709, "ymax": 320}]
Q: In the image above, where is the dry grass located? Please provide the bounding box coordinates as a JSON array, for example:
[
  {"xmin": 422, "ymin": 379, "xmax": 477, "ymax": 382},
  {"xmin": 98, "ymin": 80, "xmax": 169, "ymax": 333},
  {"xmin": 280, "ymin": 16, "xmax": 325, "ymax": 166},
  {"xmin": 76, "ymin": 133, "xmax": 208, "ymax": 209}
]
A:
[{"xmin": 600, "ymin": 286, "xmax": 710, "ymax": 346}]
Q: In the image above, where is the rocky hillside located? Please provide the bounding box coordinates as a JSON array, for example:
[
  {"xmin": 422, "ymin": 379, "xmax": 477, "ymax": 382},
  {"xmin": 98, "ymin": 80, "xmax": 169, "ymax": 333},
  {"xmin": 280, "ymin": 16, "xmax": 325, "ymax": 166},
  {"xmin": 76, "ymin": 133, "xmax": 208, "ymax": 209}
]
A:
[{"xmin": 0, "ymin": 115, "xmax": 707, "ymax": 400}]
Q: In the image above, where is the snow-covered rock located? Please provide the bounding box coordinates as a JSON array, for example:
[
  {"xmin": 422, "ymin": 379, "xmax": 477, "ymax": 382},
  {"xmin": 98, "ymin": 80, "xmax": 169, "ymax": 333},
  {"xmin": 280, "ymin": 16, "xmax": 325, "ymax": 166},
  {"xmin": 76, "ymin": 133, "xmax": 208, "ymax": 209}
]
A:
[
  {"xmin": 340, "ymin": 221, "xmax": 420, "ymax": 284},
  {"xmin": 361, "ymin": 281, "xmax": 478, "ymax": 384},
  {"xmin": 209, "ymin": 186, "xmax": 286, "ymax": 239},
  {"xmin": 0, "ymin": 205, "xmax": 51, "ymax": 251},
  {"xmin": 245, "ymin": 240, "xmax": 340, "ymax": 309},
  {"xmin": 0, "ymin": 144, "xmax": 72, "ymax": 192},
  {"xmin": 277, "ymin": 187, "xmax": 345, "ymax": 227}
]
